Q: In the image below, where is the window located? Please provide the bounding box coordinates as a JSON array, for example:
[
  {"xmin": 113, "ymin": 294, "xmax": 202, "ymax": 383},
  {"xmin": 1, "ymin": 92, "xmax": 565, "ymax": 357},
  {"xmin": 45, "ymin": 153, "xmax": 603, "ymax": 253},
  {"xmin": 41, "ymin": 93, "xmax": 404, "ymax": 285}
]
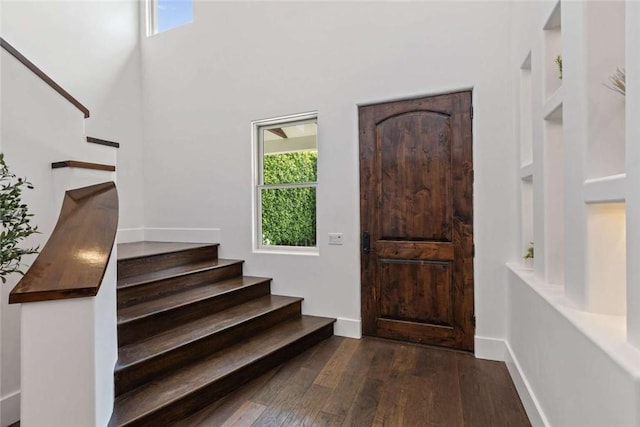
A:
[
  {"xmin": 254, "ymin": 113, "xmax": 318, "ymax": 252},
  {"xmin": 148, "ymin": 0, "xmax": 193, "ymax": 35}
]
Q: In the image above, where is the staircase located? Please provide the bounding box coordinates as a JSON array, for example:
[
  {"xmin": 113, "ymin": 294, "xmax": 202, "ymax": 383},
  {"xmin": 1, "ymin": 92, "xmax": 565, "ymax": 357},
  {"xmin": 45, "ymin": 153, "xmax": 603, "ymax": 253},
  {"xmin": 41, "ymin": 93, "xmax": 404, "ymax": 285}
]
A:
[{"xmin": 109, "ymin": 242, "xmax": 335, "ymax": 426}]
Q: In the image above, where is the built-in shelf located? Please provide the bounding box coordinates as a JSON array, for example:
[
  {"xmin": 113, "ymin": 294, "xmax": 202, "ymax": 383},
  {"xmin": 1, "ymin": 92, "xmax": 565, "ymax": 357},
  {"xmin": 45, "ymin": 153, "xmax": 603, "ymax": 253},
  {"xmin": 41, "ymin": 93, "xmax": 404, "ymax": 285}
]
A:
[
  {"xmin": 584, "ymin": 173, "xmax": 626, "ymax": 204},
  {"xmin": 543, "ymin": 87, "xmax": 563, "ymax": 121},
  {"xmin": 543, "ymin": 1, "xmax": 562, "ymax": 100},
  {"xmin": 543, "ymin": 1, "xmax": 561, "ymax": 31},
  {"xmin": 520, "ymin": 51, "xmax": 533, "ymax": 166},
  {"xmin": 520, "ymin": 163, "xmax": 534, "ymax": 181}
]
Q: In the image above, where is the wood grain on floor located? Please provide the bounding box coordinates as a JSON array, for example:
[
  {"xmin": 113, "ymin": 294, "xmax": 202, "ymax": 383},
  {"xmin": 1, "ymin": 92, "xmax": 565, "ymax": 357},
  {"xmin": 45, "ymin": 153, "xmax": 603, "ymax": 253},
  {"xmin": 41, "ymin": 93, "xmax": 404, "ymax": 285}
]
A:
[
  {"xmin": 178, "ymin": 336, "xmax": 531, "ymax": 427},
  {"xmin": 8, "ymin": 337, "xmax": 530, "ymax": 427}
]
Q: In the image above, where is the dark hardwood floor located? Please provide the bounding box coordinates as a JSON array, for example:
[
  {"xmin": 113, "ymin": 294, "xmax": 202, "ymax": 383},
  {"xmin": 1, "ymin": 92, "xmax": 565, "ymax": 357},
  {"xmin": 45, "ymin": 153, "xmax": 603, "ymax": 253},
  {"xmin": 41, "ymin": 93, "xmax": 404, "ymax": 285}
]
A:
[
  {"xmin": 8, "ymin": 336, "xmax": 529, "ymax": 427},
  {"xmin": 177, "ymin": 336, "xmax": 531, "ymax": 426}
]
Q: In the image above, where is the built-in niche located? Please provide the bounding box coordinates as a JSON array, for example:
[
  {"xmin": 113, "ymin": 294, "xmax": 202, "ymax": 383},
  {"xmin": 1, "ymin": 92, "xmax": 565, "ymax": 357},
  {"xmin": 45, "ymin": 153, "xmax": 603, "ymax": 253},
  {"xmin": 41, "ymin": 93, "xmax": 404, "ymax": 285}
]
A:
[
  {"xmin": 543, "ymin": 1, "xmax": 562, "ymax": 102},
  {"xmin": 586, "ymin": 203, "xmax": 626, "ymax": 315},
  {"xmin": 543, "ymin": 114, "xmax": 564, "ymax": 285},
  {"xmin": 585, "ymin": 1, "xmax": 626, "ymax": 179}
]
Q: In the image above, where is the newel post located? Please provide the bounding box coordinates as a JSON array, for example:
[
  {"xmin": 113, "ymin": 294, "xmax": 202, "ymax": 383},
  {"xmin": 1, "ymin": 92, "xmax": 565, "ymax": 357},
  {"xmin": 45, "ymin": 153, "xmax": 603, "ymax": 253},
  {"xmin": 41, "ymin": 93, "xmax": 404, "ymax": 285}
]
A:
[{"xmin": 10, "ymin": 183, "xmax": 118, "ymax": 427}]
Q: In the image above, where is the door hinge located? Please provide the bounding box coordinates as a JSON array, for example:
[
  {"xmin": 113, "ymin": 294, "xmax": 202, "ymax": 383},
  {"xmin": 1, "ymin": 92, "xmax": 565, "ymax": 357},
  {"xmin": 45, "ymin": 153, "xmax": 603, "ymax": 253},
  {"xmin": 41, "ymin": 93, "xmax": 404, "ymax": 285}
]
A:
[
  {"xmin": 471, "ymin": 106, "xmax": 474, "ymax": 119},
  {"xmin": 472, "ymin": 315, "xmax": 476, "ymax": 328},
  {"xmin": 472, "ymin": 243, "xmax": 475, "ymax": 258}
]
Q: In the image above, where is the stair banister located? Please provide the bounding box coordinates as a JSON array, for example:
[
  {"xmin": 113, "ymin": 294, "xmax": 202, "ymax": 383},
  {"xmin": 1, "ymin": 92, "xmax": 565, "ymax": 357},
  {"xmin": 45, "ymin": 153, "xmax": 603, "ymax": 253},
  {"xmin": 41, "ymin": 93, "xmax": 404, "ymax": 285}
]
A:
[
  {"xmin": 9, "ymin": 182, "xmax": 119, "ymax": 427},
  {"xmin": 0, "ymin": 37, "xmax": 90, "ymax": 118}
]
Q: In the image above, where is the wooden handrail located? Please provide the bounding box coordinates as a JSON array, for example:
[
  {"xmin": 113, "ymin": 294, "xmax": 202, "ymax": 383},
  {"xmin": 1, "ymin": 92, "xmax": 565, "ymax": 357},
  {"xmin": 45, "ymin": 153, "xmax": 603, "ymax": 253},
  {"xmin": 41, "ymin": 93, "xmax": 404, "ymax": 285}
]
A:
[
  {"xmin": 87, "ymin": 136, "xmax": 120, "ymax": 149},
  {"xmin": 9, "ymin": 182, "xmax": 118, "ymax": 304},
  {"xmin": 52, "ymin": 160, "xmax": 116, "ymax": 172},
  {"xmin": 0, "ymin": 37, "xmax": 91, "ymax": 118}
]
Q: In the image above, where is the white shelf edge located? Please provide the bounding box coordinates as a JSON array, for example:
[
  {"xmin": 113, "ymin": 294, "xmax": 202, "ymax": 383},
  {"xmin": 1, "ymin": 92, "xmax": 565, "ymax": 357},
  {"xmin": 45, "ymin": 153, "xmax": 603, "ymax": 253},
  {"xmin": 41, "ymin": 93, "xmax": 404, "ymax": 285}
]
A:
[
  {"xmin": 520, "ymin": 50, "xmax": 532, "ymax": 71},
  {"xmin": 543, "ymin": 86, "xmax": 563, "ymax": 121},
  {"xmin": 583, "ymin": 173, "xmax": 626, "ymax": 204},
  {"xmin": 543, "ymin": 0, "xmax": 561, "ymax": 31},
  {"xmin": 519, "ymin": 163, "xmax": 534, "ymax": 181}
]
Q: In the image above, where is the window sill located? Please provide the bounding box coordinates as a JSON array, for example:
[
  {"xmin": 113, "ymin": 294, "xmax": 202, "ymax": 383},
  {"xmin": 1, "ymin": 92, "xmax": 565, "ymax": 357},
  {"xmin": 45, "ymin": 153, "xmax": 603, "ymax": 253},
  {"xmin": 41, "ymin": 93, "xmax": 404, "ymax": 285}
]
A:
[{"xmin": 253, "ymin": 248, "xmax": 319, "ymax": 257}]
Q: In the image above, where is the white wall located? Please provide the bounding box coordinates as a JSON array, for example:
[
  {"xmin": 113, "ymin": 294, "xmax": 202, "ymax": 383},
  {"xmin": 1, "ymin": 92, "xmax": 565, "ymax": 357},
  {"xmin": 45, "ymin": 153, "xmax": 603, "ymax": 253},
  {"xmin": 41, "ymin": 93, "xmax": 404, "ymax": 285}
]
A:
[
  {"xmin": 1, "ymin": 0, "xmax": 145, "ymax": 231},
  {"xmin": 140, "ymin": 1, "xmax": 517, "ymax": 342},
  {"xmin": 507, "ymin": 1, "xmax": 640, "ymax": 425},
  {"xmin": 0, "ymin": 1, "xmax": 142, "ymax": 424}
]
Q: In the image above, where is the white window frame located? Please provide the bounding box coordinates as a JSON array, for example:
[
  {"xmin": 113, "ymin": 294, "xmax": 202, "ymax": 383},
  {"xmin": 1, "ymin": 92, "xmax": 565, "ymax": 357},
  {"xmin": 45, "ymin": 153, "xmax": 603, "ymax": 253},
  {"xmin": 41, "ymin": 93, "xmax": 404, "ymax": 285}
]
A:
[
  {"xmin": 252, "ymin": 112, "xmax": 319, "ymax": 255},
  {"xmin": 146, "ymin": 0, "xmax": 158, "ymax": 36}
]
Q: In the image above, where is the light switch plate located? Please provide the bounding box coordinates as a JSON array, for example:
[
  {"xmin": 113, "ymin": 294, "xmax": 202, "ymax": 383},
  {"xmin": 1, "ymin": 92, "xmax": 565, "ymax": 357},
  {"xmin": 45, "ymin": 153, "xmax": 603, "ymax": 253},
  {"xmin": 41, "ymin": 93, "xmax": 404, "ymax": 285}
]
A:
[{"xmin": 328, "ymin": 232, "xmax": 343, "ymax": 245}]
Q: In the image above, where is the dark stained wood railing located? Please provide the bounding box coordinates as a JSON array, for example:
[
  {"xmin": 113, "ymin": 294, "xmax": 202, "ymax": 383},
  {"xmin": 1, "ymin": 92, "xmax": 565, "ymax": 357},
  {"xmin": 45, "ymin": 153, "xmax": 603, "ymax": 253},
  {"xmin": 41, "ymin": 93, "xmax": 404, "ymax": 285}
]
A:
[
  {"xmin": 9, "ymin": 182, "xmax": 118, "ymax": 304},
  {"xmin": 87, "ymin": 136, "xmax": 120, "ymax": 149},
  {"xmin": 0, "ymin": 37, "xmax": 90, "ymax": 118},
  {"xmin": 52, "ymin": 160, "xmax": 116, "ymax": 172}
]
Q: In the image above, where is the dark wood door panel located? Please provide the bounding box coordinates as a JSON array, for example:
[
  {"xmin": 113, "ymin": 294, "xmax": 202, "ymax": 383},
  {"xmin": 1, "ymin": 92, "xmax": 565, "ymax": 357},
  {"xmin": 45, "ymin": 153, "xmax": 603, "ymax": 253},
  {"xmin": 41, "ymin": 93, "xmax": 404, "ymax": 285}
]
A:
[
  {"xmin": 378, "ymin": 112, "xmax": 452, "ymax": 241},
  {"xmin": 379, "ymin": 259, "xmax": 453, "ymax": 326},
  {"xmin": 376, "ymin": 241, "xmax": 454, "ymax": 260},
  {"xmin": 359, "ymin": 91, "xmax": 474, "ymax": 351}
]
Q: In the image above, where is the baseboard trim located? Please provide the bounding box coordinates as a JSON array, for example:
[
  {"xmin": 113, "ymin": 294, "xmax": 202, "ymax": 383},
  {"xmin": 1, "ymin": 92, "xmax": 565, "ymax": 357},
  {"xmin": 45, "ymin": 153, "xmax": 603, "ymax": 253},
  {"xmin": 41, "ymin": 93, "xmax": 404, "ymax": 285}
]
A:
[
  {"xmin": 334, "ymin": 317, "xmax": 361, "ymax": 338},
  {"xmin": 144, "ymin": 228, "xmax": 221, "ymax": 244},
  {"xmin": 504, "ymin": 341, "xmax": 549, "ymax": 427},
  {"xmin": 117, "ymin": 228, "xmax": 145, "ymax": 244},
  {"xmin": 1, "ymin": 390, "xmax": 20, "ymax": 427},
  {"xmin": 474, "ymin": 335, "xmax": 506, "ymax": 361}
]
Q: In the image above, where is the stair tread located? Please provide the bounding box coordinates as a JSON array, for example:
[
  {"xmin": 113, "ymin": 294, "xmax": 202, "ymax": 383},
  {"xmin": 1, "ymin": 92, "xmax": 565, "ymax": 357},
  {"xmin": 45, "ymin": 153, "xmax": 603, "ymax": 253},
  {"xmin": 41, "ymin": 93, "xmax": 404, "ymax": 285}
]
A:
[
  {"xmin": 117, "ymin": 241, "xmax": 218, "ymax": 261},
  {"xmin": 117, "ymin": 258, "xmax": 243, "ymax": 289},
  {"xmin": 117, "ymin": 294, "xmax": 301, "ymax": 368},
  {"xmin": 112, "ymin": 315, "xmax": 335, "ymax": 426},
  {"xmin": 118, "ymin": 276, "xmax": 270, "ymax": 324}
]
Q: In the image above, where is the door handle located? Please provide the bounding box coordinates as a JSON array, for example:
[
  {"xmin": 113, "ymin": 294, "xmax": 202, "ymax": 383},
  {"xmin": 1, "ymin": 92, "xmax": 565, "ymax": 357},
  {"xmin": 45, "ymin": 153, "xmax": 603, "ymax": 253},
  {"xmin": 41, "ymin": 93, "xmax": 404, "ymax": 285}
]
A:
[{"xmin": 362, "ymin": 231, "xmax": 371, "ymax": 255}]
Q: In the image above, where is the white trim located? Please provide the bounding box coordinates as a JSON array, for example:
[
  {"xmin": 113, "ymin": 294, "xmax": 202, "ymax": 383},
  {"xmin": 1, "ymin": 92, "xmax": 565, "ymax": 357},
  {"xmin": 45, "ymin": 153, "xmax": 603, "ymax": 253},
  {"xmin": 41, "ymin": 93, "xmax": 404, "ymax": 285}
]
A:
[
  {"xmin": 474, "ymin": 336, "xmax": 549, "ymax": 426},
  {"xmin": 583, "ymin": 173, "xmax": 626, "ymax": 204},
  {"xmin": 333, "ymin": 317, "xmax": 361, "ymax": 338},
  {"xmin": 253, "ymin": 248, "xmax": 319, "ymax": 257},
  {"xmin": 542, "ymin": 86, "xmax": 563, "ymax": 121},
  {"xmin": 474, "ymin": 335, "xmax": 506, "ymax": 361},
  {"xmin": 252, "ymin": 111, "xmax": 319, "ymax": 253},
  {"xmin": 505, "ymin": 341, "xmax": 550, "ymax": 427},
  {"xmin": 117, "ymin": 228, "xmax": 145, "ymax": 244},
  {"xmin": 519, "ymin": 162, "xmax": 534, "ymax": 182},
  {"xmin": 146, "ymin": 0, "xmax": 157, "ymax": 36},
  {"xmin": 144, "ymin": 228, "xmax": 221, "ymax": 244},
  {"xmin": 1, "ymin": 390, "xmax": 20, "ymax": 427}
]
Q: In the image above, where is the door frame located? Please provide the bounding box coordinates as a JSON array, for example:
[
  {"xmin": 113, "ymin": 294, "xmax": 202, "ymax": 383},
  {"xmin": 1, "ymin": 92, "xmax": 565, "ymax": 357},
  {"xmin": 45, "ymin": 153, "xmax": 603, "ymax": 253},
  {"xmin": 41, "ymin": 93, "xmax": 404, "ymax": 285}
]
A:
[{"xmin": 358, "ymin": 89, "xmax": 475, "ymax": 351}]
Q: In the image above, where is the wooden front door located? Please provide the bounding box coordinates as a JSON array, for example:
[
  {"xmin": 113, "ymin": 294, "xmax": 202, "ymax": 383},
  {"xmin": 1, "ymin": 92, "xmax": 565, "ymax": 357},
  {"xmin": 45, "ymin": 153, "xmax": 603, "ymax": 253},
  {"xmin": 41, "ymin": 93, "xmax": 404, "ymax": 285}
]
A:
[{"xmin": 359, "ymin": 91, "xmax": 474, "ymax": 351}]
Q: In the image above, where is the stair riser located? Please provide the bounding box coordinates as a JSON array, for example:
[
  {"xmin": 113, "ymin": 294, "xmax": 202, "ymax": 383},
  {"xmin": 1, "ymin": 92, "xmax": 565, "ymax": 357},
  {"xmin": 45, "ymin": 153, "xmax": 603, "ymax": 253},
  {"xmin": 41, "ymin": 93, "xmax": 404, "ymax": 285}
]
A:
[
  {"xmin": 118, "ymin": 246, "xmax": 219, "ymax": 280},
  {"xmin": 118, "ymin": 280, "xmax": 270, "ymax": 347},
  {"xmin": 115, "ymin": 300, "xmax": 302, "ymax": 396},
  {"xmin": 120, "ymin": 323, "xmax": 334, "ymax": 427},
  {"xmin": 118, "ymin": 263, "xmax": 243, "ymax": 309}
]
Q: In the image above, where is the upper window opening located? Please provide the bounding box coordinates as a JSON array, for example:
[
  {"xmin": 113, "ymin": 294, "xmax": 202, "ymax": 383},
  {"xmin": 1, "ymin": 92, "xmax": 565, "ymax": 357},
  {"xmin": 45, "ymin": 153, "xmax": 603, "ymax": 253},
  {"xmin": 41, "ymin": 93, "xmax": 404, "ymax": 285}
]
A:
[{"xmin": 148, "ymin": 0, "xmax": 193, "ymax": 35}]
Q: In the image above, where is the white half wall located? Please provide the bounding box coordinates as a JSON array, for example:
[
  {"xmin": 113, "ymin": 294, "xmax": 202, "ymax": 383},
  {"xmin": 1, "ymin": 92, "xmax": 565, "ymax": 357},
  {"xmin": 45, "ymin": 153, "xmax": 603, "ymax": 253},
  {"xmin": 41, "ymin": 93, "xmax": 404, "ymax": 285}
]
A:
[
  {"xmin": 20, "ymin": 251, "xmax": 117, "ymax": 427},
  {"xmin": 507, "ymin": 265, "xmax": 640, "ymax": 427}
]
